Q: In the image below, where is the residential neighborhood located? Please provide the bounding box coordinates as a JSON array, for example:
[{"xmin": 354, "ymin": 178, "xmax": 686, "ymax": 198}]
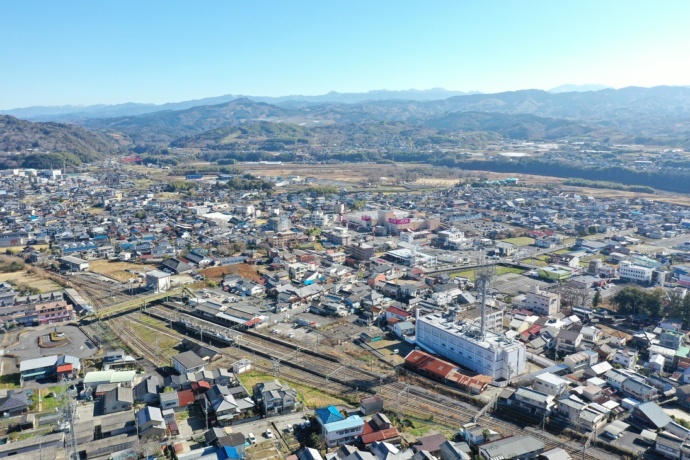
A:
[{"xmin": 5, "ymin": 162, "xmax": 690, "ymax": 459}]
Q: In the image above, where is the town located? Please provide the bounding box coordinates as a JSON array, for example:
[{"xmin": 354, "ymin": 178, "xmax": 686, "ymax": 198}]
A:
[{"xmin": 3, "ymin": 161, "xmax": 690, "ymax": 460}]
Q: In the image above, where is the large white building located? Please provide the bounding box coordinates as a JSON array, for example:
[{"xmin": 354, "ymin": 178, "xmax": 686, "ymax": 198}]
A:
[
  {"xmin": 619, "ymin": 261, "xmax": 653, "ymax": 284},
  {"xmin": 415, "ymin": 311, "xmax": 526, "ymax": 380},
  {"xmin": 524, "ymin": 285, "xmax": 560, "ymax": 316}
]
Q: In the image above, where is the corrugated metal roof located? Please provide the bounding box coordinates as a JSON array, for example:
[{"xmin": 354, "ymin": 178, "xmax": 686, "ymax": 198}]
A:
[{"xmin": 19, "ymin": 355, "xmax": 58, "ymax": 372}]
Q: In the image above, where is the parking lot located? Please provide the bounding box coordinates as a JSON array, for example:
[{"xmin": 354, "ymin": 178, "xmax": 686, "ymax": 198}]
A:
[{"xmin": 6, "ymin": 324, "xmax": 99, "ymax": 361}]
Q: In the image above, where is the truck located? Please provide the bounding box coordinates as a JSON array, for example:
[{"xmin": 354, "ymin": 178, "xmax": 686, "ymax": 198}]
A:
[{"xmin": 295, "ymin": 318, "xmax": 316, "ymax": 328}]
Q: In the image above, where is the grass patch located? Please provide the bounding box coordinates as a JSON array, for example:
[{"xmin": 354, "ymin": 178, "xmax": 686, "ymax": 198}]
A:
[
  {"xmin": 450, "ymin": 270, "xmax": 476, "ymax": 281},
  {"xmin": 495, "ymin": 266, "xmax": 526, "ymax": 276},
  {"xmin": 500, "ymin": 237, "xmax": 535, "ymax": 246},
  {"xmin": 0, "ymin": 373, "xmax": 21, "ymax": 390},
  {"xmin": 31, "ymin": 385, "xmax": 67, "ymax": 413},
  {"xmin": 238, "ymin": 371, "xmax": 355, "ymax": 409},
  {"xmin": 553, "ymin": 248, "xmax": 571, "ymax": 255}
]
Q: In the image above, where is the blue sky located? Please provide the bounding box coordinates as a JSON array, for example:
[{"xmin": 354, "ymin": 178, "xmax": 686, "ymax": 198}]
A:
[{"xmin": 1, "ymin": 1, "xmax": 689, "ymax": 108}]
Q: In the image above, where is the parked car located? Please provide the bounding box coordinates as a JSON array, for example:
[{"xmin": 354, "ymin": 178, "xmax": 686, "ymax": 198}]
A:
[{"xmin": 265, "ymin": 429, "xmax": 273, "ymax": 438}]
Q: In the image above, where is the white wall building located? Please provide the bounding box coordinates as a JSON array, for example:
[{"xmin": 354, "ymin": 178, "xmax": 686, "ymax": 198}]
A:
[
  {"xmin": 619, "ymin": 261, "xmax": 653, "ymax": 283},
  {"xmin": 533, "ymin": 373, "xmax": 568, "ymax": 396},
  {"xmin": 524, "ymin": 285, "xmax": 560, "ymax": 316},
  {"xmin": 415, "ymin": 311, "xmax": 526, "ymax": 380}
]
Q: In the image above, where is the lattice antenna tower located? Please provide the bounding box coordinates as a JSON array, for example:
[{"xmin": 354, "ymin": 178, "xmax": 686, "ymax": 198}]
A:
[{"xmin": 476, "ymin": 253, "xmax": 496, "ymax": 340}]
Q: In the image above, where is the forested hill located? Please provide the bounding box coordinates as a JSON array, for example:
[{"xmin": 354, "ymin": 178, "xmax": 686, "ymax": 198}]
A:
[{"xmin": 0, "ymin": 115, "xmax": 122, "ymax": 168}]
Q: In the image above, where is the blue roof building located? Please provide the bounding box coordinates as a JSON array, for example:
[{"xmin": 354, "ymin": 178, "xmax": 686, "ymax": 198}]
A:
[{"xmin": 315, "ymin": 405, "xmax": 344, "ymax": 425}]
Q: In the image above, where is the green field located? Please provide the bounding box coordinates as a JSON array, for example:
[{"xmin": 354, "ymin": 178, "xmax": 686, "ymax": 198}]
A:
[
  {"xmin": 495, "ymin": 266, "xmax": 526, "ymax": 276},
  {"xmin": 450, "ymin": 270, "xmax": 476, "ymax": 281},
  {"xmin": 450, "ymin": 265, "xmax": 525, "ymax": 281},
  {"xmin": 499, "ymin": 237, "xmax": 535, "ymax": 246}
]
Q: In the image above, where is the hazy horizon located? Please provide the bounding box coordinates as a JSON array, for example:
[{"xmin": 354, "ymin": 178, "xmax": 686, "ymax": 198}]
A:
[{"xmin": 1, "ymin": 1, "xmax": 689, "ymax": 108}]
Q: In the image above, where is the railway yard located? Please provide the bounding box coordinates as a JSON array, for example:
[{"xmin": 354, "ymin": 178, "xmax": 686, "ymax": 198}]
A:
[{"xmin": 85, "ymin": 297, "xmax": 612, "ymax": 460}]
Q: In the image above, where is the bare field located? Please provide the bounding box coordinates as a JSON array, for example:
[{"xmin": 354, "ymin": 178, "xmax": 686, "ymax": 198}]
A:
[
  {"xmin": 199, "ymin": 263, "xmax": 261, "ymax": 280},
  {"xmin": 0, "ymin": 270, "xmax": 62, "ymax": 293},
  {"xmin": 88, "ymin": 259, "xmax": 152, "ymax": 282}
]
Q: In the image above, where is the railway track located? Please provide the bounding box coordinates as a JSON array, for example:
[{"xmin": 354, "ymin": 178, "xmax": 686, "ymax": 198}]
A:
[
  {"xmin": 124, "ymin": 308, "xmax": 612, "ymax": 459},
  {"xmin": 147, "ymin": 305, "xmax": 389, "ymax": 389},
  {"xmin": 107, "ymin": 317, "xmax": 162, "ymax": 365}
]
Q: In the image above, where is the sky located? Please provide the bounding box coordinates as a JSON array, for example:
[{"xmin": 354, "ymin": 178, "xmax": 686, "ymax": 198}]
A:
[{"xmin": 1, "ymin": 1, "xmax": 690, "ymax": 108}]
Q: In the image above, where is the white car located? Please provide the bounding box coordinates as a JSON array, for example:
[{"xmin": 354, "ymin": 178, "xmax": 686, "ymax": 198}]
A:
[
  {"xmin": 248, "ymin": 433, "xmax": 256, "ymax": 444},
  {"xmin": 265, "ymin": 429, "xmax": 274, "ymax": 438}
]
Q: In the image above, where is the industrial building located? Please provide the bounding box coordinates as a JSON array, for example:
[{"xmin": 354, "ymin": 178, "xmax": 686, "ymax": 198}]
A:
[{"xmin": 415, "ymin": 310, "xmax": 526, "ymax": 381}]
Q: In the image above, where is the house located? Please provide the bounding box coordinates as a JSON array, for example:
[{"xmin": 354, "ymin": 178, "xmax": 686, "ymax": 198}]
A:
[
  {"xmin": 622, "ymin": 377, "xmax": 658, "ymax": 402},
  {"xmin": 102, "ymin": 386, "xmax": 134, "ymax": 415},
  {"xmin": 612, "ymin": 348, "xmax": 638, "ymax": 370},
  {"xmin": 0, "ymin": 432, "xmax": 64, "ymax": 459},
  {"xmin": 254, "ymin": 380, "xmax": 298, "ymax": 415},
  {"xmin": 172, "ymin": 350, "xmax": 206, "ymax": 374},
  {"xmin": 478, "ymin": 435, "xmax": 545, "ymax": 460},
  {"xmin": 537, "ymin": 448, "xmax": 572, "ymax": 460},
  {"xmin": 0, "ymin": 390, "xmax": 31, "ymax": 416},
  {"xmin": 632, "ymin": 401, "xmax": 672, "ymax": 430},
  {"xmin": 439, "ymin": 441, "xmax": 471, "ymax": 460},
  {"xmin": 413, "ymin": 433, "xmax": 449, "ymax": 456},
  {"xmin": 298, "ymin": 448, "xmax": 324, "ymax": 460},
  {"xmin": 506, "ymin": 387, "xmax": 556, "ymax": 419},
  {"xmin": 136, "ymin": 406, "xmax": 166, "ymax": 440},
  {"xmin": 360, "ymin": 395, "xmax": 384, "ymax": 416},
  {"xmin": 556, "ymin": 330, "xmax": 582, "ymax": 355},
  {"xmin": 160, "ymin": 391, "xmax": 180, "ymax": 410},
  {"xmin": 134, "ymin": 375, "xmax": 159, "ymax": 404},
  {"xmin": 322, "ymin": 415, "xmax": 366, "ymax": 447},
  {"xmin": 533, "ymin": 373, "xmax": 568, "ymax": 396},
  {"xmin": 563, "ymin": 351, "xmax": 597, "ymax": 373},
  {"xmin": 655, "ymin": 432, "xmax": 684, "ymax": 460},
  {"xmin": 460, "ymin": 424, "xmax": 500, "ymax": 447}
]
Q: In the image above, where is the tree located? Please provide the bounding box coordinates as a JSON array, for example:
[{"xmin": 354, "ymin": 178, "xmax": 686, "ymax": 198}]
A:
[
  {"xmin": 592, "ymin": 290, "xmax": 602, "ymax": 308},
  {"xmin": 352, "ymin": 200, "xmax": 366, "ymax": 211}
]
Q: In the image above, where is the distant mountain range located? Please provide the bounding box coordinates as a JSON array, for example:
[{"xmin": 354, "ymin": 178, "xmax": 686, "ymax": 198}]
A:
[
  {"xmin": 548, "ymin": 84, "xmax": 611, "ymax": 93},
  {"xmin": 76, "ymin": 86, "xmax": 690, "ymax": 144},
  {"xmin": 3, "ymin": 85, "xmax": 690, "ymax": 167},
  {"xmin": 0, "ymin": 88, "xmax": 476, "ymax": 121}
]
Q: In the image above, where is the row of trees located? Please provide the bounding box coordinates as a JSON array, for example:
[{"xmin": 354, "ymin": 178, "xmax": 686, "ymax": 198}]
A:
[{"xmin": 608, "ymin": 286, "xmax": 690, "ymax": 321}]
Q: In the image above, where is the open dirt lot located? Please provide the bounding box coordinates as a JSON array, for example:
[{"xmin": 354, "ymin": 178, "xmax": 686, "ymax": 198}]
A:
[
  {"xmin": 88, "ymin": 259, "xmax": 153, "ymax": 282},
  {"xmin": 199, "ymin": 264, "xmax": 261, "ymax": 281},
  {"xmin": 0, "ymin": 270, "xmax": 62, "ymax": 293}
]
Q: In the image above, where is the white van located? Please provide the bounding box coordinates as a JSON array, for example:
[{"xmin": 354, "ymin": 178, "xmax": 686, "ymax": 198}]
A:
[{"xmin": 248, "ymin": 433, "xmax": 256, "ymax": 444}]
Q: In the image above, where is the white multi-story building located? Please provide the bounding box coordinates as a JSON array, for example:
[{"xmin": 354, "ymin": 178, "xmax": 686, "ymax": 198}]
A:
[
  {"xmin": 613, "ymin": 348, "xmax": 638, "ymax": 370},
  {"xmin": 533, "ymin": 372, "xmax": 568, "ymax": 396},
  {"xmin": 619, "ymin": 261, "xmax": 653, "ymax": 283},
  {"xmin": 524, "ymin": 285, "xmax": 560, "ymax": 316},
  {"xmin": 415, "ymin": 311, "xmax": 526, "ymax": 380}
]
